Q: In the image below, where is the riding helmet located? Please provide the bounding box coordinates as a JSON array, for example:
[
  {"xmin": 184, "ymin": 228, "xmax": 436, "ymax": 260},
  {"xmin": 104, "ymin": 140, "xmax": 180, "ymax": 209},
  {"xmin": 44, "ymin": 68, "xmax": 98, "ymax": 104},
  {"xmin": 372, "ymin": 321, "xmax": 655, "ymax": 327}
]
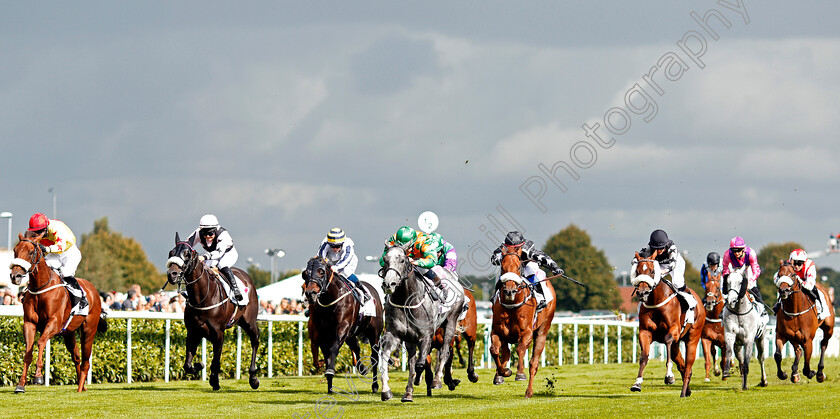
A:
[
  {"xmin": 729, "ymin": 236, "xmax": 745, "ymax": 249},
  {"xmin": 648, "ymin": 229, "xmax": 670, "ymax": 249},
  {"xmin": 199, "ymin": 214, "xmax": 220, "ymax": 229},
  {"xmin": 504, "ymin": 231, "xmax": 525, "ymax": 246},
  {"xmin": 706, "ymin": 252, "xmax": 721, "ymax": 265},
  {"xmin": 28, "ymin": 213, "xmax": 49, "ymax": 231},
  {"xmin": 789, "ymin": 249, "xmax": 807, "ymax": 262},
  {"xmin": 395, "ymin": 226, "xmax": 417, "ymax": 246},
  {"xmin": 327, "ymin": 228, "xmax": 346, "ymax": 245}
]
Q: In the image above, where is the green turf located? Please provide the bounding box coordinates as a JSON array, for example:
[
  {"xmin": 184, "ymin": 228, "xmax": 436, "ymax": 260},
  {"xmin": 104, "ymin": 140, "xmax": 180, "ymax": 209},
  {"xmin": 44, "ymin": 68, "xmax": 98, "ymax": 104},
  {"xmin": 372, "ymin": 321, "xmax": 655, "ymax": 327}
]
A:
[{"xmin": 2, "ymin": 357, "xmax": 839, "ymax": 418}]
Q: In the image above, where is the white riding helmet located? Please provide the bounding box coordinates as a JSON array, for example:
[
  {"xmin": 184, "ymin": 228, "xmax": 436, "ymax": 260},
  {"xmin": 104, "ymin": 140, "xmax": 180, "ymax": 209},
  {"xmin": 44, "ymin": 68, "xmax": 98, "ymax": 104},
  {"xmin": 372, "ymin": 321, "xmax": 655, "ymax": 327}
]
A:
[
  {"xmin": 199, "ymin": 214, "xmax": 220, "ymax": 229},
  {"xmin": 789, "ymin": 249, "xmax": 807, "ymax": 262}
]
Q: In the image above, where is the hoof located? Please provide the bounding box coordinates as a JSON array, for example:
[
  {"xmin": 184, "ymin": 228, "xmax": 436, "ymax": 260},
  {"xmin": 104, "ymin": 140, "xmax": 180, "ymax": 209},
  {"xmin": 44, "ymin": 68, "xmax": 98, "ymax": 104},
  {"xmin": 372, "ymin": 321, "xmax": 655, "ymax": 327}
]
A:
[
  {"xmin": 401, "ymin": 393, "xmax": 413, "ymax": 403},
  {"xmin": 249, "ymin": 377, "xmax": 260, "ymax": 390},
  {"xmin": 759, "ymin": 381, "xmax": 768, "ymax": 387},
  {"xmin": 681, "ymin": 388, "xmax": 692, "ymax": 397},
  {"xmin": 194, "ymin": 362, "xmax": 204, "ymax": 372},
  {"xmin": 357, "ymin": 363, "xmax": 369, "ymax": 376},
  {"xmin": 817, "ymin": 373, "xmax": 826, "ymax": 383},
  {"xmin": 515, "ymin": 373, "xmax": 527, "ymax": 381},
  {"xmin": 494, "ymin": 375, "xmax": 504, "ymax": 385},
  {"xmin": 14, "ymin": 386, "xmax": 25, "ymax": 393},
  {"xmin": 325, "ymin": 368, "xmax": 335, "ymax": 377},
  {"xmin": 713, "ymin": 369, "xmax": 721, "ymax": 377},
  {"xmin": 32, "ymin": 376, "xmax": 44, "ymax": 386},
  {"xmin": 468, "ymin": 373, "xmax": 479, "ymax": 383},
  {"xmin": 503, "ymin": 368, "xmax": 513, "ymax": 378},
  {"xmin": 664, "ymin": 376, "xmax": 675, "ymax": 385},
  {"xmin": 792, "ymin": 373, "xmax": 800, "ymax": 384},
  {"xmin": 209, "ymin": 375, "xmax": 220, "ymax": 391},
  {"xmin": 381, "ymin": 390, "xmax": 392, "ymax": 401},
  {"xmin": 432, "ymin": 379, "xmax": 442, "ymax": 390},
  {"xmin": 525, "ymin": 389, "xmax": 533, "ymax": 399},
  {"xmin": 630, "ymin": 383, "xmax": 641, "ymax": 392},
  {"xmin": 805, "ymin": 370, "xmax": 816, "ymax": 379},
  {"xmin": 778, "ymin": 371, "xmax": 788, "ymax": 380},
  {"xmin": 372, "ymin": 383, "xmax": 379, "ymax": 393},
  {"xmin": 704, "ymin": 378, "xmax": 710, "ymax": 382}
]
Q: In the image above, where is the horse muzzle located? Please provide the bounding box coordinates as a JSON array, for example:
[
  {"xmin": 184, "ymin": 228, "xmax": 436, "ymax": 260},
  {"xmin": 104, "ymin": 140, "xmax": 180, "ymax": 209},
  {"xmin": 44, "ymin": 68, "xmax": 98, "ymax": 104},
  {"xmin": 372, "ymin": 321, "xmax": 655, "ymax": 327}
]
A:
[{"xmin": 10, "ymin": 272, "xmax": 27, "ymax": 286}]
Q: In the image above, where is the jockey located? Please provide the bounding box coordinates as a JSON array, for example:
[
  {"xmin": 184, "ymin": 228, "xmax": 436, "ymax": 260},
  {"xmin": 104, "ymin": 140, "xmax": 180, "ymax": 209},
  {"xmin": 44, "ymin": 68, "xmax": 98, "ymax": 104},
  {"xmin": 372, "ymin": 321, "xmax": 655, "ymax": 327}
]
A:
[
  {"xmin": 317, "ymin": 228, "xmax": 367, "ymax": 302},
  {"xmin": 490, "ymin": 231, "xmax": 561, "ymax": 310},
  {"xmin": 428, "ymin": 232, "xmax": 457, "ymax": 274},
  {"xmin": 700, "ymin": 252, "xmax": 721, "ymax": 291},
  {"xmin": 380, "ymin": 226, "xmax": 446, "ymax": 299},
  {"xmin": 721, "ymin": 236, "xmax": 765, "ymax": 308},
  {"xmin": 783, "ymin": 249, "xmax": 828, "ymax": 319},
  {"xmin": 27, "ymin": 213, "xmax": 86, "ymax": 310},
  {"xmin": 186, "ymin": 214, "xmax": 242, "ymax": 302},
  {"xmin": 636, "ymin": 229, "xmax": 697, "ymax": 324}
]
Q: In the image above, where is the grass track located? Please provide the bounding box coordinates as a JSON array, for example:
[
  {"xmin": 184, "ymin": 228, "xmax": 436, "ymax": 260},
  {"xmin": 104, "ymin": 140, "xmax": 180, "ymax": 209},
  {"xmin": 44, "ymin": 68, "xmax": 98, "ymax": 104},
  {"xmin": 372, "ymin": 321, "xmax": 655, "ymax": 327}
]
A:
[{"xmin": 2, "ymin": 358, "xmax": 840, "ymax": 418}]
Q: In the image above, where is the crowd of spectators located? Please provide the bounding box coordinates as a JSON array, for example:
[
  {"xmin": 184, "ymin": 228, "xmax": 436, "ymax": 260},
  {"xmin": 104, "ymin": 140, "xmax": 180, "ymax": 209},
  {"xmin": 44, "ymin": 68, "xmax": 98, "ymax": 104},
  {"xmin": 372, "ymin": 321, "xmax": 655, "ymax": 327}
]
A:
[
  {"xmin": 259, "ymin": 298, "xmax": 306, "ymax": 315},
  {"xmin": 0, "ymin": 287, "xmax": 24, "ymax": 306}
]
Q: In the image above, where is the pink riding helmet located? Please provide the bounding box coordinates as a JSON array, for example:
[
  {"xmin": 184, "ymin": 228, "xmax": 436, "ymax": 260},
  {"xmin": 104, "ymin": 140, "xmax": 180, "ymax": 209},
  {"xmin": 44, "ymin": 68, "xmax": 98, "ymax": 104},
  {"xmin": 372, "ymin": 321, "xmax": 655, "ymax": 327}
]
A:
[{"xmin": 729, "ymin": 236, "xmax": 745, "ymax": 249}]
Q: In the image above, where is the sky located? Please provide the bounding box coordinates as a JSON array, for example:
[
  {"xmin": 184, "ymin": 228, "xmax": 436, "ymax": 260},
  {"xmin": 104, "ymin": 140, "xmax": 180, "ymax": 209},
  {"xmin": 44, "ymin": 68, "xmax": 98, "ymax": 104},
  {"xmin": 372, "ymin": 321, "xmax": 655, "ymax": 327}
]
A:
[{"xmin": 2, "ymin": 0, "xmax": 840, "ymax": 284}]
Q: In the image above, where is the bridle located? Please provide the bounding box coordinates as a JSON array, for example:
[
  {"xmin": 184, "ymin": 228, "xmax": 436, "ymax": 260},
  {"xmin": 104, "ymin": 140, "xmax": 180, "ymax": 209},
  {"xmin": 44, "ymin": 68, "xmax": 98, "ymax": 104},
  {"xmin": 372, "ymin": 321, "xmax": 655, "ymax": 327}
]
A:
[
  {"xmin": 776, "ymin": 265, "xmax": 815, "ymax": 318},
  {"xmin": 703, "ymin": 276, "xmax": 723, "ymax": 323},
  {"xmin": 634, "ymin": 258, "xmax": 675, "ymax": 309},
  {"xmin": 10, "ymin": 238, "xmax": 56, "ymax": 293},
  {"xmin": 380, "ymin": 246, "xmax": 430, "ymax": 310},
  {"xmin": 166, "ymin": 241, "xmax": 220, "ymax": 308},
  {"xmin": 306, "ymin": 261, "xmax": 352, "ymax": 308}
]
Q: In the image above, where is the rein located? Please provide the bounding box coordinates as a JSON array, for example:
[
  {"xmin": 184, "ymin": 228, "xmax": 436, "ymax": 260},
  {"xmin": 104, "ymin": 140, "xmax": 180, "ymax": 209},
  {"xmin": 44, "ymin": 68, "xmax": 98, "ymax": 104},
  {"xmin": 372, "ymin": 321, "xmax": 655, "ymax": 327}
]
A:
[
  {"xmin": 641, "ymin": 292, "xmax": 677, "ymax": 309},
  {"xmin": 777, "ymin": 267, "xmax": 817, "ymax": 318},
  {"xmin": 499, "ymin": 280, "xmax": 532, "ymax": 309},
  {"xmin": 311, "ymin": 271, "xmax": 353, "ymax": 308}
]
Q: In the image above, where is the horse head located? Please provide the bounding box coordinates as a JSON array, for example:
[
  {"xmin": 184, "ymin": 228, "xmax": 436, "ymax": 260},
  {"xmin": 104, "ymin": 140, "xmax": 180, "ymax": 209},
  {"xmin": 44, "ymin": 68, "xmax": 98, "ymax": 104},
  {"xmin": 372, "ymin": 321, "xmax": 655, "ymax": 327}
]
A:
[
  {"xmin": 380, "ymin": 243, "xmax": 412, "ymax": 294},
  {"xmin": 704, "ymin": 272, "xmax": 723, "ymax": 312},
  {"xmin": 631, "ymin": 251, "xmax": 661, "ymax": 303},
  {"xmin": 9, "ymin": 233, "xmax": 46, "ymax": 286},
  {"xmin": 775, "ymin": 259, "xmax": 798, "ymax": 300},
  {"xmin": 498, "ymin": 272, "xmax": 526, "ymax": 304},
  {"xmin": 725, "ymin": 270, "xmax": 748, "ymax": 309},
  {"xmin": 302, "ymin": 256, "xmax": 333, "ymax": 304},
  {"xmin": 166, "ymin": 232, "xmax": 199, "ymax": 286}
]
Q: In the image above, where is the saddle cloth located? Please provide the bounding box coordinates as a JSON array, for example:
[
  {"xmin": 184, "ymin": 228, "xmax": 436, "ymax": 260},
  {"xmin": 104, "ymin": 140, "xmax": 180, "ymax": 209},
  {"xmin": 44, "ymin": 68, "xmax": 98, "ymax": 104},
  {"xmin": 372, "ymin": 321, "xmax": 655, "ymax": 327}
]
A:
[{"xmin": 210, "ymin": 268, "xmax": 250, "ymax": 306}]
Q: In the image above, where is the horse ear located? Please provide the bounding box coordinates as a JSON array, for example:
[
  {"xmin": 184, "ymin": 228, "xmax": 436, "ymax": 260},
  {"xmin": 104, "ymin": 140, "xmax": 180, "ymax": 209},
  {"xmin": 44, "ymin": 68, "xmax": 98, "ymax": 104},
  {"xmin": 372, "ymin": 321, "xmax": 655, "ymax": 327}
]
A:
[
  {"xmin": 175, "ymin": 232, "xmax": 181, "ymax": 243},
  {"xmin": 634, "ymin": 251, "xmax": 640, "ymax": 260},
  {"xmin": 301, "ymin": 269, "xmax": 309, "ymax": 281}
]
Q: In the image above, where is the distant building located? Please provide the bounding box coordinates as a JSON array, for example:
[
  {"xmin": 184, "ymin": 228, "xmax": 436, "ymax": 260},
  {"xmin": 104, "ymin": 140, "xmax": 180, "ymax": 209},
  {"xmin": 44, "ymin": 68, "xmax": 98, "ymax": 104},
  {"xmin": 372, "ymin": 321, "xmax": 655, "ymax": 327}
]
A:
[{"xmin": 617, "ymin": 286, "xmax": 637, "ymax": 314}]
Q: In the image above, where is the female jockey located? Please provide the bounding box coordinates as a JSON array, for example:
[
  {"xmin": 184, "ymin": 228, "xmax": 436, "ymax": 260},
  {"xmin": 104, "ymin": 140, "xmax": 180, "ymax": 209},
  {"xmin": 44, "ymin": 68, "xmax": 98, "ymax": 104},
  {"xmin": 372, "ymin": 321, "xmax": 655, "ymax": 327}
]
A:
[
  {"xmin": 490, "ymin": 230, "xmax": 562, "ymax": 310},
  {"xmin": 26, "ymin": 213, "xmax": 86, "ymax": 309},
  {"xmin": 317, "ymin": 228, "xmax": 366, "ymax": 301},
  {"xmin": 186, "ymin": 214, "xmax": 242, "ymax": 302},
  {"xmin": 634, "ymin": 229, "xmax": 697, "ymax": 324},
  {"xmin": 700, "ymin": 252, "xmax": 721, "ymax": 291},
  {"xmin": 782, "ymin": 249, "xmax": 829, "ymax": 319},
  {"xmin": 428, "ymin": 232, "xmax": 457, "ymax": 274},
  {"xmin": 380, "ymin": 226, "xmax": 445, "ymax": 298},
  {"xmin": 721, "ymin": 236, "xmax": 765, "ymax": 307}
]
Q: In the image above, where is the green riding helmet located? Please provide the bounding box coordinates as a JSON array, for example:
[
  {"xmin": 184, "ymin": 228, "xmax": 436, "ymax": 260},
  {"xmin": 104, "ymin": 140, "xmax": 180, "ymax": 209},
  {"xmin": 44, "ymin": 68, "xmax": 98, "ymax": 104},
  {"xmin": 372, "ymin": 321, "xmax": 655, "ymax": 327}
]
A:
[{"xmin": 395, "ymin": 226, "xmax": 417, "ymax": 246}]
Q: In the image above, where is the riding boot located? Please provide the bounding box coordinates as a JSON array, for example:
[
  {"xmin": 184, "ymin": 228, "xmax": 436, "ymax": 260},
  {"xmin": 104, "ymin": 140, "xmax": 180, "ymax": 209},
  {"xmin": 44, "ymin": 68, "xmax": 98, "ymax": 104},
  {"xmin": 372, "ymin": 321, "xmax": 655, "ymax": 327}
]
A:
[
  {"xmin": 422, "ymin": 269, "xmax": 442, "ymax": 301},
  {"xmin": 63, "ymin": 276, "xmax": 87, "ymax": 310},
  {"xmin": 530, "ymin": 278, "xmax": 547, "ymax": 310},
  {"xmin": 220, "ymin": 267, "xmax": 243, "ymax": 301},
  {"xmin": 772, "ymin": 299, "xmax": 781, "ymax": 314},
  {"xmin": 748, "ymin": 287, "xmax": 766, "ymax": 306}
]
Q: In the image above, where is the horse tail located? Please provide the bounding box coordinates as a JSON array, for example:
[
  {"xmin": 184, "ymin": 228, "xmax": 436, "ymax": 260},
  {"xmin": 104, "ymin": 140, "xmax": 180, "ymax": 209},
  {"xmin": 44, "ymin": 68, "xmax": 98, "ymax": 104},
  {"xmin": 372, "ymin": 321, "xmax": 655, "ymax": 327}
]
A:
[{"xmin": 98, "ymin": 312, "xmax": 109, "ymax": 333}]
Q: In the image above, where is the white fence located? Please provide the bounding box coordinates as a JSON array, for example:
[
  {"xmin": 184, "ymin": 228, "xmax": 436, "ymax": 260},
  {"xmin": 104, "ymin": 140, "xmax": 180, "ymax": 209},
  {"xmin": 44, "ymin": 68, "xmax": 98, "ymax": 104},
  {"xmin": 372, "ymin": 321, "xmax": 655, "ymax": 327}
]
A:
[{"xmin": 0, "ymin": 305, "xmax": 837, "ymax": 386}]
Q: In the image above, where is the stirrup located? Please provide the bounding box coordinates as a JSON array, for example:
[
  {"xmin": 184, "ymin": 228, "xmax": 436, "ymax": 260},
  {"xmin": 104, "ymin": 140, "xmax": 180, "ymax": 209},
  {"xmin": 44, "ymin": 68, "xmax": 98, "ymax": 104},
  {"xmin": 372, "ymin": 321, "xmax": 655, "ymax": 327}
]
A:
[
  {"xmin": 232, "ymin": 288, "xmax": 243, "ymax": 301},
  {"xmin": 536, "ymin": 300, "xmax": 547, "ymax": 310}
]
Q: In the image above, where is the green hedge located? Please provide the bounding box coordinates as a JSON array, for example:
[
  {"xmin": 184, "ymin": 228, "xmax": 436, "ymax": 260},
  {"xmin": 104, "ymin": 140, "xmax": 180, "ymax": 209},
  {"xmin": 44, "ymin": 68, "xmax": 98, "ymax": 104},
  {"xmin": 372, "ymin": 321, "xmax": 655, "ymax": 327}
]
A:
[{"xmin": 0, "ymin": 317, "xmax": 361, "ymax": 386}]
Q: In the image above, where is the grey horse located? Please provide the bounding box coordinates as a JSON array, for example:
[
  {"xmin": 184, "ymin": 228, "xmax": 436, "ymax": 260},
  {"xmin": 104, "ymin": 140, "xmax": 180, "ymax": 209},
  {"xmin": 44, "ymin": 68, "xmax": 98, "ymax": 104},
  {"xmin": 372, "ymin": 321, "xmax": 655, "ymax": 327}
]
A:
[
  {"xmin": 377, "ymin": 244, "xmax": 465, "ymax": 402},
  {"xmin": 722, "ymin": 270, "xmax": 769, "ymax": 389}
]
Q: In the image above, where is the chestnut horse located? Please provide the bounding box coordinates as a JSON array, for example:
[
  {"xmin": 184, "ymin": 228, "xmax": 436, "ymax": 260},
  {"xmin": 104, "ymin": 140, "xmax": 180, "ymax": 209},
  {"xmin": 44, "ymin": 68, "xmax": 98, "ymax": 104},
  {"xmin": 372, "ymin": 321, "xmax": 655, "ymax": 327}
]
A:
[
  {"xmin": 630, "ymin": 252, "xmax": 705, "ymax": 397},
  {"xmin": 415, "ymin": 288, "xmax": 480, "ymax": 389},
  {"xmin": 700, "ymin": 270, "xmax": 726, "ymax": 381},
  {"xmin": 165, "ymin": 233, "xmax": 260, "ymax": 390},
  {"xmin": 9, "ymin": 233, "xmax": 107, "ymax": 393},
  {"xmin": 490, "ymin": 244, "xmax": 556, "ymax": 399},
  {"xmin": 773, "ymin": 260, "xmax": 835, "ymax": 383},
  {"xmin": 303, "ymin": 257, "xmax": 383, "ymax": 394}
]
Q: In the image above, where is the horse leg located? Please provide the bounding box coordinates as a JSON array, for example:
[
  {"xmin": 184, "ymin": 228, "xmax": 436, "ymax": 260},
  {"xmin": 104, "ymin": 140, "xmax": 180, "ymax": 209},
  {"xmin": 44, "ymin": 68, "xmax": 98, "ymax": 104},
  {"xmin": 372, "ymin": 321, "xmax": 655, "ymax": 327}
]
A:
[
  {"xmin": 756, "ymin": 335, "xmax": 768, "ymax": 387},
  {"xmin": 77, "ymin": 328, "xmax": 95, "ymax": 392},
  {"xmin": 515, "ymin": 331, "xmax": 533, "ymax": 382},
  {"xmin": 62, "ymin": 332, "xmax": 83, "ymax": 391},
  {"xmin": 467, "ymin": 332, "xmax": 478, "ymax": 383},
  {"xmin": 208, "ymin": 333, "xmax": 224, "ymax": 390},
  {"xmin": 346, "ymin": 337, "xmax": 365, "ymax": 376},
  {"xmin": 368, "ymin": 337, "xmax": 380, "ymax": 393},
  {"xmin": 242, "ymin": 320, "xmax": 260, "ymax": 389},
  {"xmin": 456, "ymin": 335, "xmax": 465, "ymax": 366},
  {"xmin": 525, "ymin": 326, "xmax": 549, "ymax": 399},
  {"xmin": 489, "ymin": 333, "xmax": 506, "ymax": 385},
  {"xmin": 663, "ymin": 334, "xmax": 675, "ymax": 385},
  {"xmin": 740, "ymin": 338, "xmax": 753, "ymax": 390},
  {"xmin": 802, "ymin": 338, "xmax": 816, "ymax": 380},
  {"xmin": 402, "ymin": 343, "xmax": 417, "ymax": 402},
  {"xmin": 378, "ymin": 332, "xmax": 399, "ymax": 401},
  {"xmin": 816, "ymin": 325, "xmax": 832, "ymax": 383},
  {"xmin": 33, "ymin": 323, "xmax": 61, "ymax": 385},
  {"xmin": 183, "ymin": 330, "xmax": 203, "ymax": 376},
  {"xmin": 681, "ymin": 333, "xmax": 701, "ymax": 398},
  {"xmin": 702, "ymin": 338, "xmax": 712, "ymax": 381},
  {"xmin": 774, "ymin": 336, "xmax": 788, "ymax": 380},
  {"xmin": 435, "ymin": 324, "xmax": 458, "ymax": 392},
  {"xmin": 15, "ymin": 322, "xmax": 38, "ymax": 392},
  {"xmin": 443, "ymin": 345, "xmax": 459, "ymax": 390},
  {"xmin": 631, "ymin": 331, "xmax": 652, "ymax": 392},
  {"xmin": 791, "ymin": 344, "xmax": 802, "ymax": 383},
  {"xmin": 723, "ymin": 329, "xmax": 736, "ymax": 380}
]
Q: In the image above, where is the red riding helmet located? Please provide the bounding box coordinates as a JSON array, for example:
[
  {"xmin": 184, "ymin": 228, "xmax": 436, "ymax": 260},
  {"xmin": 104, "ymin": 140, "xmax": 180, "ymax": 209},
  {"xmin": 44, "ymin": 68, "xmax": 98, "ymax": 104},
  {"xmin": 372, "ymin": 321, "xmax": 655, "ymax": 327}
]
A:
[{"xmin": 28, "ymin": 213, "xmax": 49, "ymax": 231}]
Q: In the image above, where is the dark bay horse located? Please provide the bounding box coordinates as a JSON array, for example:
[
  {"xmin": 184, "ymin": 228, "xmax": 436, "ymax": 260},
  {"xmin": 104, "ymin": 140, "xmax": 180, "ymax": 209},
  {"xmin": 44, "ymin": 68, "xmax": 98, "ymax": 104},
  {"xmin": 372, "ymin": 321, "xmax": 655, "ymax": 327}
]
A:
[
  {"xmin": 630, "ymin": 252, "xmax": 705, "ymax": 397},
  {"xmin": 701, "ymin": 270, "xmax": 726, "ymax": 381},
  {"xmin": 773, "ymin": 260, "xmax": 835, "ymax": 383},
  {"xmin": 9, "ymin": 233, "xmax": 107, "ymax": 393},
  {"xmin": 166, "ymin": 233, "xmax": 260, "ymax": 390},
  {"xmin": 490, "ymin": 244, "xmax": 555, "ymax": 399},
  {"xmin": 303, "ymin": 257, "xmax": 383, "ymax": 394},
  {"xmin": 378, "ymin": 244, "xmax": 464, "ymax": 402}
]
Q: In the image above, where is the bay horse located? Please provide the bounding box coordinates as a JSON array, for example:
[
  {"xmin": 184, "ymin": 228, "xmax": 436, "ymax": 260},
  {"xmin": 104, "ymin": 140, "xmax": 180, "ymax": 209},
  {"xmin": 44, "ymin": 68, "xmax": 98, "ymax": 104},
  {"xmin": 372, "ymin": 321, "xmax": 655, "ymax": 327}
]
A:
[
  {"xmin": 414, "ymin": 288, "xmax": 480, "ymax": 389},
  {"xmin": 165, "ymin": 233, "xmax": 260, "ymax": 390},
  {"xmin": 630, "ymin": 252, "xmax": 705, "ymax": 397},
  {"xmin": 773, "ymin": 260, "xmax": 835, "ymax": 383},
  {"xmin": 700, "ymin": 270, "xmax": 726, "ymax": 381},
  {"xmin": 721, "ymin": 271, "xmax": 768, "ymax": 389},
  {"xmin": 490, "ymin": 244, "xmax": 555, "ymax": 399},
  {"xmin": 9, "ymin": 233, "xmax": 107, "ymax": 393},
  {"xmin": 303, "ymin": 256, "xmax": 383, "ymax": 394},
  {"xmin": 378, "ymin": 244, "xmax": 464, "ymax": 402}
]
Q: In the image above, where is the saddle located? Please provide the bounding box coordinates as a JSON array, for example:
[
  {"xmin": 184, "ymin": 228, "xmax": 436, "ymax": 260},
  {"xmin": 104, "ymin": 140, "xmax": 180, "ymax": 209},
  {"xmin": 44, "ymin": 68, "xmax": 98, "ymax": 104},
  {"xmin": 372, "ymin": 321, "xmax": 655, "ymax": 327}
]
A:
[{"xmin": 208, "ymin": 267, "xmax": 248, "ymax": 306}]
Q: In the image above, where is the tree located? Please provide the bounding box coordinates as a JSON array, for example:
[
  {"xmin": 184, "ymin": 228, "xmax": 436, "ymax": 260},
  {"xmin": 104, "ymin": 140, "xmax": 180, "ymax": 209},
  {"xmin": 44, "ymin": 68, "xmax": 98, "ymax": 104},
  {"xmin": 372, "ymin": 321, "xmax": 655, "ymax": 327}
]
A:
[
  {"xmin": 682, "ymin": 256, "xmax": 703, "ymax": 297},
  {"xmin": 756, "ymin": 242, "xmax": 804, "ymax": 300},
  {"xmin": 543, "ymin": 224, "xmax": 622, "ymax": 311},
  {"xmin": 817, "ymin": 267, "xmax": 839, "ymax": 308},
  {"xmin": 76, "ymin": 217, "xmax": 166, "ymax": 294}
]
